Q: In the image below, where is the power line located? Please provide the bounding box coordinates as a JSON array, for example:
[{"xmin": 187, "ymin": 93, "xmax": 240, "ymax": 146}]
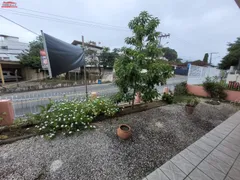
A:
[
  {"xmin": 0, "ymin": 14, "xmax": 39, "ymax": 35},
  {"xmin": 0, "ymin": 9, "xmax": 130, "ymax": 32},
  {"xmin": 17, "ymin": 7, "xmax": 129, "ymax": 30}
]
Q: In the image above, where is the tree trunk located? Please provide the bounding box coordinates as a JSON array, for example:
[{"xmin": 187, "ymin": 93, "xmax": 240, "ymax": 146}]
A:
[{"xmin": 131, "ymin": 88, "xmax": 136, "ymax": 109}]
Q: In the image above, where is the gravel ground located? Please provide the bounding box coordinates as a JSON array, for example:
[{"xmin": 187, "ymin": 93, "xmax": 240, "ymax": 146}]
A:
[{"xmin": 0, "ymin": 102, "xmax": 238, "ymax": 180}]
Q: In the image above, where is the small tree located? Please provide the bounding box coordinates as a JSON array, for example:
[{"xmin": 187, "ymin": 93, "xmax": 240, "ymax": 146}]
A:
[
  {"xmin": 203, "ymin": 53, "xmax": 209, "ymax": 63},
  {"xmin": 114, "ymin": 11, "xmax": 173, "ymax": 107},
  {"xmin": 19, "ymin": 36, "xmax": 43, "ymax": 69}
]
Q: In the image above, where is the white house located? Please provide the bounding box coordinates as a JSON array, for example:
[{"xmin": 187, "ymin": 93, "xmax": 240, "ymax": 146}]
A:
[{"xmin": 0, "ymin": 34, "xmax": 29, "ymax": 61}]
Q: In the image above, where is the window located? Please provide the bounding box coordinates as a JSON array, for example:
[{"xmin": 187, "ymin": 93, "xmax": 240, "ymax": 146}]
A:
[
  {"xmin": 10, "ymin": 73, "xmax": 15, "ymax": 76},
  {"xmin": 1, "ymin": 46, "xmax": 8, "ymax": 50},
  {"xmin": 3, "ymin": 72, "xmax": 7, "ymax": 75},
  {"xmin": 3, "ymin": 57, "xmax": 10, "ymax": 60}
]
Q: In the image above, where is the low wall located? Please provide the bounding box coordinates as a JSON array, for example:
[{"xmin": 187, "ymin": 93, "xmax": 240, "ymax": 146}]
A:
[{"xmin": 187, "ymin": 84, "xmax": 240, "ymax": 102}]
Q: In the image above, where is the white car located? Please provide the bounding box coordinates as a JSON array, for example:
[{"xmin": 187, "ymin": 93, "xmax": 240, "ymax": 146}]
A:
[{"xmin": 1, "ymin": 71, "xmax": 22, "ymax": 82}]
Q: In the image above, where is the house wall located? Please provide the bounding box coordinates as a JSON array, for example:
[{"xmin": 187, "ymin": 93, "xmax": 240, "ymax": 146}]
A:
[
  {"xmin": 0, "ymin": 35, "xmax": 29, "ymax": 61},
  {"xmin": 21, "ymin": 67, "xmax": 48, "ymax": 81},
  {"xmin": 226, "ymin": 74, "xmax": 240, "ymax": 83}
]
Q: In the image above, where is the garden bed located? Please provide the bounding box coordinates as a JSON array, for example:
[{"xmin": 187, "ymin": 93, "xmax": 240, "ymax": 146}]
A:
[
  {"xmin": 0, "ymin": 102, "xmax": 237, "ymax": 180},
  {"xmin": 0, "ymin": 101, "xmax": 165, "ymax": 145}
]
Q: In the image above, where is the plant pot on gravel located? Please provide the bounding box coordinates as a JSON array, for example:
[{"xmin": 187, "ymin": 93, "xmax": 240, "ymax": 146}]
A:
[
  {"xmin": 117, "ymin": 124, "xmax": 132, "ymax": 140},
  {"xmin": 185, "ymin": 98, "xmax": 199, "ymax": 115}
]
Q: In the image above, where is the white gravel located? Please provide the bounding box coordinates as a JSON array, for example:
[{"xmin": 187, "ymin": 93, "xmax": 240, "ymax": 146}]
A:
[{"xmin": 0, "ymin": 102, "xmax": 237, "ymax": 180}]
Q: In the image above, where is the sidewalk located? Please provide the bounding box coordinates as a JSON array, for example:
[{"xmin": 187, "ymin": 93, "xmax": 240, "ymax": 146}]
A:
[{"xmin": 144, "ymin": 111, "xmax": 240, "ymax": 180}]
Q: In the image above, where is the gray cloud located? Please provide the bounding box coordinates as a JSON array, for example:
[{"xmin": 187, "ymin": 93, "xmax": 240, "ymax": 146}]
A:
[{"xmin": 0, "ymin": 0, "xmax": 239, "ymax": 65}]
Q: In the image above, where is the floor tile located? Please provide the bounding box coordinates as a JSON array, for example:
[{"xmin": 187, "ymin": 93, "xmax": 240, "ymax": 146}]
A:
[
  {"xmin": 204, "ymin": 154, "xmax": 231, "ymax": 174},
  {"xmin": 225, "ymin": 176, "xmax": 234, "ymax": 180},
  {"xmin": 146, "ymin": 168, "xmax": 169, "ymax": 180},
  {"xmin": 160, "ymin": 161, "xmax": 186, "ymax": 180},
  {"xmin": 233, "ymin": 159, "xmax": 240, "ymax": 171},
  {"xmin": 198, "ymin": 161, "xmax": 225, "ymax": 180},
  {"xmin": 205, "ymin": 133, "xmax": 222, "ymax": 143},
  {"xmin": 220, "ymin": 140, "xmax": 240, "ymax": 153},
  {"xmin": 200, "ymin": 136, "xmax": 219, "ymax": 148},
  {"xmin": 187, "ymin": 144, "xmax": 209, "ymax": 159},
  {"xmin": 188, "ymin": 168, "xmax": 212, "ymax": 180},
  {"xmin": 194, "ymin": 139, "xmax": 214, "ymax": 153},
  {"xmin": 228, "ymin": 133, "xmax": 240, "ymax": 140},
  {"xmin": 216, "ymin": 144, "xmax": 239, "ymax": 159},
  {"xmin": 210, "ymin": 130, "xmax": 227, "ymax": 139},
  {"xmin": 170, "ymin": 154, "xmax": 195, "ymax": 175},
  {"xmin": 225, "ymin": 136, "xmax": 240, "ymax": 147},
  {"xmin": 180, "ymin": 149, "xmax": 202, "ymax": 166},
  {"xmin": 211, "ymin": 149, "xmax": 234, "ymax": 166},
  {"xmin": 228, "ymin": 167, "xmax": 240, "ymax": 180}
]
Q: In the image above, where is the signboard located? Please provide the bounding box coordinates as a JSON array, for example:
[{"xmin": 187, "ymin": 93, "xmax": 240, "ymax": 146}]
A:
[{"xmin": 40, "ymin": 50, "xmax": 49, "ymax": 70}]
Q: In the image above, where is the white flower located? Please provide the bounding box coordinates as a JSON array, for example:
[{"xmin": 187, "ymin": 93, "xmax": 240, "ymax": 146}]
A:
[
  {"xmin": 77, "ymin": 129, "xmax": 80, "ymax": 131},
  {"xmin": 93, "ymin": 125, "xmax": 96, "ymax": 129},
  {"xmin": 65, "ymin": 125, "xmax": 67, "ymax": 127},
  {"xmin": 71, "ymin": 123, "xmax": 73, "ymax": 127},
  {"xmin": 39, "ymin": 128, "xmax": 42, "ymax": 130},
  {"xmin": 75, "ymin": 122, "xmax": 78, "ymax": 124},
  {"xmin": 73, "ymin": 117, "xmax": 76, "ymax": 119},
  {"xmin": 46, "ymin": 116, "xmax": 49, "ymax": 118},
  {"xmin": 69, "ymin": 131, "xmax": 72, "ymax": 134},
  {"xmin": 61, "ymin": 125, "xmax": 64, "ymax": 127},
  {"xmin": 63, "ymin": 118, "xmax": 66, "ymax": 121},
  {"xmin": 40, "ymin": 135, "xmax": 44, "ymax": 138},
  {"xmin": 51, "ymin": 121, "xmax": 54, "ymax": 124},
  {"xmin": 84, "ymin": 126, "xmax": 87, "ymax": 129}
]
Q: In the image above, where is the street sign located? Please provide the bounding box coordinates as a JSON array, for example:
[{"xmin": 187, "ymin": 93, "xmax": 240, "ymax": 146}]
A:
[{"xmin": 40, "ymin": 50, "xmax": 49, "ymax": 70}]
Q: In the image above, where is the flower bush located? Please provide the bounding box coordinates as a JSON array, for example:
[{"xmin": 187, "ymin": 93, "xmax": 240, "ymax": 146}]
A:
[
  {"xmin": 35, "ymin": 97, "xmax": 119, "ymax": 139},
  {"xmin": 161, "ymin": 92, "xmax": 174, "ymax": 104}
]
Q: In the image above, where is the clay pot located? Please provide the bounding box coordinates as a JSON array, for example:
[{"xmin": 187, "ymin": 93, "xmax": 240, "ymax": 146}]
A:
[
  {"xmin": 185, "ymin": 105, "xmax": 195, "ymax": 114},
  {"xmin": 117, "ymin": 124, "xmax": 132, "ymax": 140}
]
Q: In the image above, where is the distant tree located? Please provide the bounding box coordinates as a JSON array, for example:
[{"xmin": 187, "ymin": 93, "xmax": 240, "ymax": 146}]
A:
[
  {"xmin": 162, "ymin": 47, "xmax": 178, "ymax": 61},
  {"xmin": 203, "ymin": 53, "xmax": 209, "ymax": 63},
  {"xmin": 98, "ymin": 47, "xmax": 119, "ymax": 68},
  {"xmin": 176, "ymin": 58, "xmax": 183, "ymax": 63},
  {"xmin": 19, "ymin": 36, "xmax": 43, "ymax": 69},
  {"xmin": 218, "ymin": 37, "xmax": 240, "ymax": 70}
]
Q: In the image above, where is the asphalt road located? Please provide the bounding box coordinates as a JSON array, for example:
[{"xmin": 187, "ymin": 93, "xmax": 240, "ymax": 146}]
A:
[{"xmin": 0, "ymin": 76, "xmax": 187, "ymax": 118}]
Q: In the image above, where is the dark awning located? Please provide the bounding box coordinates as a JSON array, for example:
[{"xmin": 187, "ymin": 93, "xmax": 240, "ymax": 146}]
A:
[{"xmin": 43, "ymin": 33, "xmax": 85, "ymax": 77}]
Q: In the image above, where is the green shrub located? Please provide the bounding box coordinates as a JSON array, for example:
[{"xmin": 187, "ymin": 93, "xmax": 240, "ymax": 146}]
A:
[
  {"xmin": 186, "ymin": 98, "xmax": 200, "ymax": 107},
  {"xmin": 203, "ymin": 77, "xmax": 227, "ymax": 100},
  {"xmin": 162, "ymin": 92, "xmax": 174, "ymax": 104},
  {"xmin": 174, "ymin": 82, "xmax": 188, "ymax": 96},
  {"xmin": 35, "ymin": 98, "xmax": 119, "ymax": 139}
]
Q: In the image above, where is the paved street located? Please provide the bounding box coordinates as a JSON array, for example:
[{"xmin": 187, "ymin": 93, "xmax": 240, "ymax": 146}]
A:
[{"xmin": 0, "ymin": 76, "xmax": 187, "ymax": 118}]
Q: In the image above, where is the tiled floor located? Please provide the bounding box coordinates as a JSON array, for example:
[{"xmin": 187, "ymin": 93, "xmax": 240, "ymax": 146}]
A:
[{"xmin": 144, "ymin": 111, "xmax": 240, "ymax": 180}]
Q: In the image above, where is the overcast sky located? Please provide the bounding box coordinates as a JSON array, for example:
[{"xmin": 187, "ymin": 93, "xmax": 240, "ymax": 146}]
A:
[{"xmin": 0, "ymin": 0, "xmax": 239, "ymax": 65}]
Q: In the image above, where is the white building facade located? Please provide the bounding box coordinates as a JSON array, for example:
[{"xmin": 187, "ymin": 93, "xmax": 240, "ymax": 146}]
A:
[{"xmin": 0, "ymin": 34, "xmax": 29, "ymax": 61}]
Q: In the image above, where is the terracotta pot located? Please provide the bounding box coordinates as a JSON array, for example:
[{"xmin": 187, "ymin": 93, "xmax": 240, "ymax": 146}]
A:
[
  {"xmin": 117, "ymin": 124, "xmax": 132, "ymax": 140},
  {"xmin": 185, "ymin": 105, "xmax": 195, "ymax": 114}
]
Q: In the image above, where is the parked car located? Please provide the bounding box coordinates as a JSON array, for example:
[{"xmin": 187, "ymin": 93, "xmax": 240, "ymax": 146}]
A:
[{"xmin": 0, "ymin": 71, "xmax": 22, "ymax": 82}]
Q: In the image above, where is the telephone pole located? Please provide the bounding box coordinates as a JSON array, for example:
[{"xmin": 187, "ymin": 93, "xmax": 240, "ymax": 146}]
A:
[
  {"xmin": 159, "ymin": 33, "xmax": 170, "ymax": 46},
  {"xmin": 209, "ymin": 52, "xmax": 218, "ymax": 65}
]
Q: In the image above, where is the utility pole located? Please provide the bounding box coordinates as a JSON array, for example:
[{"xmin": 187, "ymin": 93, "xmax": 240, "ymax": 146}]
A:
[
  {"xmin": 82, "ymin": 36, "xmax": 88, "ymax": 100},
  {"xmin": 159, "ymin": 33, "xmax": 170, "ymax": 46},
  {"xmin": 209, "ymin": 52, "xmax": 218, "ymax": 65}
]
